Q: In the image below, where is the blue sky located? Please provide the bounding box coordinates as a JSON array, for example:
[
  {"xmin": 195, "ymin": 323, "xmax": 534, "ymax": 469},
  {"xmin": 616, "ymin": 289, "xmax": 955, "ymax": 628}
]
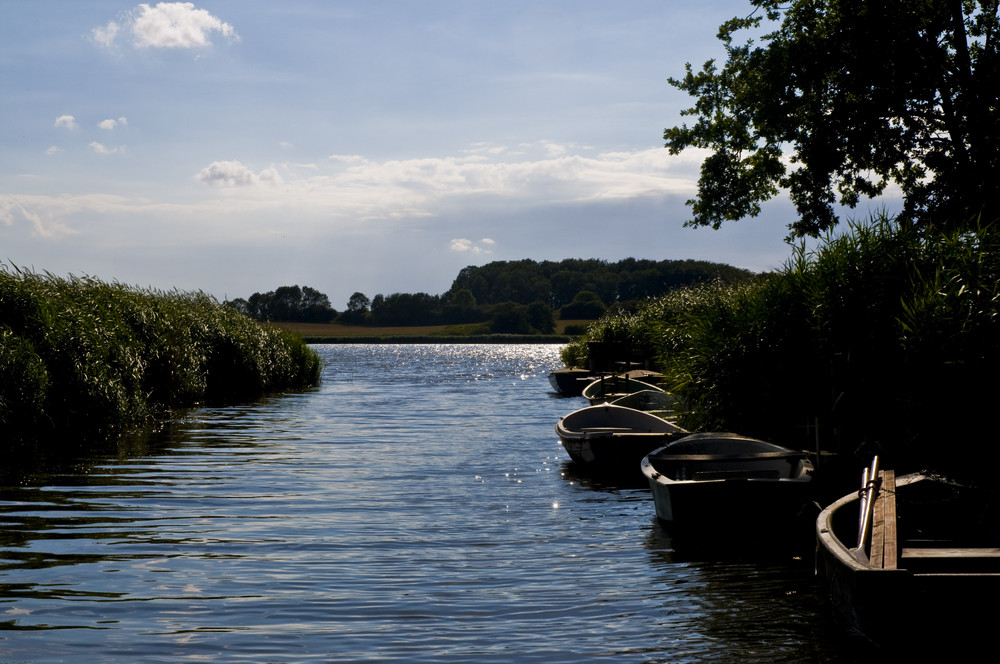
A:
[{"xmin": 1, "ymin": 1, "xmax": 894, "ymax": 309}]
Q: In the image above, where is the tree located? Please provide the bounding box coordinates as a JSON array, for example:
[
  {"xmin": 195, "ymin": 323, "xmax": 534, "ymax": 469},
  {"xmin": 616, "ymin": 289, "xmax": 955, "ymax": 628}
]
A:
[
  {"xmin": 558, "ymin": 291, "xmax": 607, "ymax": 320},
  {"xmin": 299, "ymin": 286, "xmax": 336, "ymax": 323},
  {"xmin": 272, "ymin": 285, "xmax": 303, "ymax": 321},
  {"xmin": 489, "ymin": 302, "xmax": 533, "ymax": 334},
  {"xmin": 229, "ymin": 286, "xmax": 336, "ymax": 322},
  {"xmin": 665, "ymin": 0, "xmax": 1000, "ymax": 237},
  {"xmin": 340, "ymin": 292, "xmax": 371, "ymax": 324},
  {"xmin": 346, "ymin": 292, "xmax": 370, "ymax": 314},
  {"xmin": 526, "ymin": 301, "xmax": 555, "ymax": 334}
]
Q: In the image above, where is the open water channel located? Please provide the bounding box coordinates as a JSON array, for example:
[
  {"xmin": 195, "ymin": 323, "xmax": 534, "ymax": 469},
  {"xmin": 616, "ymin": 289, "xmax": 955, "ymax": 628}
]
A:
[{"xmin": 1, "ymin": 344, "xmax": 886, "ymax": 662}]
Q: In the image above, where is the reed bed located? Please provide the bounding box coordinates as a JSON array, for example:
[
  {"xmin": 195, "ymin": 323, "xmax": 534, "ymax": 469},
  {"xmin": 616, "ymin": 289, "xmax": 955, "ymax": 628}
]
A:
[
  {"xmin": 565, "ymin": 215, "xmax": 1000, "ymax": 474},
  {"xmin": 1, "ymin": 268, "xmax": 321, "ymax": 449}
]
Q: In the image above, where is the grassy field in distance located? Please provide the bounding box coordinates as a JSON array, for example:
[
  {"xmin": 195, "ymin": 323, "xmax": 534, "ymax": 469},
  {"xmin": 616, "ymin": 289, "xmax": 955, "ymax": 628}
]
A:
[{"xmin": 273, "ymin": 320, "xmax": 594, "ymax": 339}]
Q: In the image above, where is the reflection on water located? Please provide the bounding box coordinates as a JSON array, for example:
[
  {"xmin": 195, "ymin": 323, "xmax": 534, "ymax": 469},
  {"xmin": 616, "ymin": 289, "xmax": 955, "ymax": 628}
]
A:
[{"xmin": 1, "ymin": 344, "xmax": 875, "ymax": 663}]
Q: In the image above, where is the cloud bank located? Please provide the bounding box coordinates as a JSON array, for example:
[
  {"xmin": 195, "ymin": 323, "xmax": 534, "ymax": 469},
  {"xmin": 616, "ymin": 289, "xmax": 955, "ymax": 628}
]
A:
[{"xmin": 4, "ymin": 144, "xmax": 705, "ymax": 241}]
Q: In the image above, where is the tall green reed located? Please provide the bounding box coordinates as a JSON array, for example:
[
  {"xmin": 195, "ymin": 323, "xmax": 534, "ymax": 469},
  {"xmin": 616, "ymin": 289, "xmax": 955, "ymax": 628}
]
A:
[
  {"xmin": 566, "ymin": 215, "xmax": 1000, "ymax": 475},
  {"xmin": 1, "ymin": 267, "xmax": 321, "ymax": 449}
]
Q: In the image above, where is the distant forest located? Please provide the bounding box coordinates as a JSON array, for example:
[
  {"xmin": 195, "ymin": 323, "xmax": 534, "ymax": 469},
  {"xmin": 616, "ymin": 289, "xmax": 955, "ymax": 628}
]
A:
[{"xmin": 227, "ymin": 258, "xmax": 756, "ymax": 333}]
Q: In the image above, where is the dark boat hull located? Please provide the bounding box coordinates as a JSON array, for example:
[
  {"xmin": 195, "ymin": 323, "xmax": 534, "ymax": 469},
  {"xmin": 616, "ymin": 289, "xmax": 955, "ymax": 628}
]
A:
[
  {"xmin": 641, "ymin": 433, "xmax": 815, "ymax": 549},
  {"xmin": 556, "ymin": 404, "xmax": 686, "ymax": 478},
  {"xmin": 547, "ymin": 368, "xmax": 595, "ymax": 397}
]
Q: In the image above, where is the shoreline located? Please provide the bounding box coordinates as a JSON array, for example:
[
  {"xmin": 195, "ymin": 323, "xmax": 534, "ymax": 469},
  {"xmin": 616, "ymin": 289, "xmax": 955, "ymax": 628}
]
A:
[
  {"xmin": 300, "ymin": 335, "xmax": 571, "ymax": 344},
  {"xmin": 273, "ymin": 320, "xmax": 592, "ymax": 344}
]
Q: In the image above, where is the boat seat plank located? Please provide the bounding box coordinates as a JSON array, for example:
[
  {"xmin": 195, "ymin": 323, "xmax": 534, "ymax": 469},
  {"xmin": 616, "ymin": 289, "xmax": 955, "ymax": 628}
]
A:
[
  {"xmin": 868, "ymin": 470, "xmax": 897, "ymax": 569},
  {"xmin": 650, "ymin": 451, "xmax": 805, "ymax": 463},
  {"xmin": 692, "ymin": 468, "xmax": 781, "ymax": 481},
  {"xmin": 900, "ymin": 546, "xmax": 1000, "ymax": 573},
  {"xmin": 871, "ymin": 474, "xmax": 886, "ymax": 568},
  {"xmin": 579, "ymin": 427, "xmax": 639, "ymax": 433},
  {"xmin": 882, "ymin": 470, "xmax": 897, "ymax": 570},
  {"xmin": 902, "ymin": 548, "xmax": 1000, "ymax": 559}
]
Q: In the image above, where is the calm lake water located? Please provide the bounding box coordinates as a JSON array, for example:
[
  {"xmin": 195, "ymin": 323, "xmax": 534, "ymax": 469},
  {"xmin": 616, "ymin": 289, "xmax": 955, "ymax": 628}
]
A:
[{"xmin": 1, "ymin": 344, "xmax": 880, "ymax": 663}]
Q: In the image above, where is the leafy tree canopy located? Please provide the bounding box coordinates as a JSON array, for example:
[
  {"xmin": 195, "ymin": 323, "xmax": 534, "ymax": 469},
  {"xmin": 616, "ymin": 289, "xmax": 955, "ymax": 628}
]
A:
[
  {"xmin": 347, "ymin": 292, "xmax": 371, "ymax": 313},
  {"xmin": 665, "ymin": 0, "xmax": 1000, "ymax": 237},
  {"xmin": 448, "ymin": 257, "xmax": 753, "ymax": 309},
  {"xmin": 229, "ymin": 285, "xmax": 336, "ymax": 323}
]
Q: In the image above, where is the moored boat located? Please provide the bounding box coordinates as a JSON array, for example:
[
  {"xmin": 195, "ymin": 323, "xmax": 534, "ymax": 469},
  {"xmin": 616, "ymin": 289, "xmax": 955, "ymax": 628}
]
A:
[
  {"xmin": 547, "ymin": 368, "xmax": 597, "ymax": 397},
  {"xmin": 640, "ymin": 432, "xmax": 814, "ymax": 546},
  {"xmin": 815, "ymin": 458, "xmax": 1000, "ymax": 651},
  {"xmin": 556, "ymin": 404, "xmax": 687, "ymax": 473},
  {"xmin": 581, "ymin": 375, "xmax": 662, "ymax": 405},
  {"xmin": 610, "ymin": 389, "xmax": 678, "ymax": 420}
]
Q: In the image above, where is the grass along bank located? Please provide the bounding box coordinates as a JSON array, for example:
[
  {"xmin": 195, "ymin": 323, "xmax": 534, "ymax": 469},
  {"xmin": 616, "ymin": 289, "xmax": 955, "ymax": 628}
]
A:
[
  {"xmin": 273, "ymin": 319, "xmax": 594, "ymax": 343},
  {"xmin": 1, "ymin": 268, "xmax": 321, "ymax": 450},
  {"xmin": 562, "ymin": 216, "xmax": 1000, "ymax": 478}
]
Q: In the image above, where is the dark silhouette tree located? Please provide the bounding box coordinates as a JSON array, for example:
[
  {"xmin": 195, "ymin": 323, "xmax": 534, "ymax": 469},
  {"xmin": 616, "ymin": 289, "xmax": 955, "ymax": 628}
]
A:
[
  {"xmin": 665, "ymin": 0, "xmax": 1000, "ymax": 237},
  {"xmin": 229, "ymin": 286, "xmax": 336, "ymax": 322}
]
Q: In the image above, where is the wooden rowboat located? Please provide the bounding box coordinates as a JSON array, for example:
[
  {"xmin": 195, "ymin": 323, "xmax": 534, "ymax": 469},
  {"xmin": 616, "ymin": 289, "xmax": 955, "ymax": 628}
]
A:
[
  {"xmin": 815, "ymin": 457, "xmax": 1000, "ymax": 652},
  {"xmin": 640, "ymin": 433, "xmax": 814, "ymax": 547},
  {"xmin": 610, "ymin": 389, "xmax": 679, "ymax": 420},
  {"xmin": 556, "ymin": 404, "xmax": 687, "ymax": 474},
  {"xmin": 547, "ymin": 368, "xmax": 596, "ymax": 397},
  {"xmin": 581, "ymin": 375, "xmax": 662, "ymax": 405}
]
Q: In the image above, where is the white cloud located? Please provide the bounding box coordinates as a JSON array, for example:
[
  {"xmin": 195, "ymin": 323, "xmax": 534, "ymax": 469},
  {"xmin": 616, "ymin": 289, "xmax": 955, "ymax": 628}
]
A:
[
  {"xmin": 89, "ymin": 141, "xmax": 126, "ymax": 155},
  {"xmin": 196, "ymin": 160, "xmax": 282, "ymax": 187},
  {"xmin": 450, "ymin": 238, "xmax": 495, "ymax": 254},
  {"xmin": 92, "ymin": 21, "xmax": 120, "ymax": 48},
  {"xmin": 0, "ymin": 197, "xmax": 80, "ymax": 238},
  {"xmin": 183, "ymin": 145, "xmax": 703, "ymax": 219},
  {"xmin": 93, "ymin": 3, "xmax": 238, "ymax": 50},
  {"xmin": 45, "ymin": 146, "xmax": 63, "ymax": 156},
  {"xmin": 98, "ymin": 117, "xmax": 128, "ymax": 130},
  {"xmin": 542, "ymin": 142, "xmax": 570, "ymax": 157},
  {"xmin": 54, "ymin": 115, "xmax": 78, "ymax": 130}
]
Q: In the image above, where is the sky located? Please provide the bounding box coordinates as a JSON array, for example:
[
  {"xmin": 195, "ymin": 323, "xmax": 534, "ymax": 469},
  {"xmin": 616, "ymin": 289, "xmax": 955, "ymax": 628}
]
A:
[{"xmin": 1, "ymin": 1, "xmax": 897, "ymax": 309}]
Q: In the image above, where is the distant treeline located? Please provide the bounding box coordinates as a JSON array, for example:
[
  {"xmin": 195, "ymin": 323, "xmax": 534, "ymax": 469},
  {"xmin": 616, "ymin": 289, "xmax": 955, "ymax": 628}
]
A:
[
  {"xmin": 228, "ymin": 258, "xmax": 756, "ymax": 332},
  {"xmin": 447, "ymin": 258, "xmax": 755, "ymax": 309}
]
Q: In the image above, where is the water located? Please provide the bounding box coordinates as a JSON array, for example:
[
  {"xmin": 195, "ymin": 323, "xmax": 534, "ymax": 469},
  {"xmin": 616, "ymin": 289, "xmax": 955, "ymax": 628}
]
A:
[{"xmin": 1, "ymin": 344, "xmax": 874, "ymax": 663}]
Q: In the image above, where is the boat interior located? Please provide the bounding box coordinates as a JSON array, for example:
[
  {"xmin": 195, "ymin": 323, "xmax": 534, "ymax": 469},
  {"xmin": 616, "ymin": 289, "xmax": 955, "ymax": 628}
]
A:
[
  {"xmin": 646, "ymin": 435, "xmax": 810, "ymax": 482},
  {"xmin": 843, "ymin": 467, "xmax": 1000, "ymax": 574}
]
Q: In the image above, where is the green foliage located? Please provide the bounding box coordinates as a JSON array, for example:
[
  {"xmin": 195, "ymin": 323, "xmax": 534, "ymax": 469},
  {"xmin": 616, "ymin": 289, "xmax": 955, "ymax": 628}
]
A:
[
  {"xmin": 370, "ymin": 292, "xmax": 443, "ymax": 326},
  {"xmin": 526, "ymin": 301, "xmax": 555, "ymax": 334},
  {"xmin": 347, "ymin": 291, "xmax": 371, "ymax": 313},
  {"xmin": 558, "ymin": 290, "xmax": 607, "ymax": 319},
  {"xmin": 448, "ymin": 257, "xmax": 756, "ymax": 309},
  {"xmin": 230, "ymin": 285, "xmax": 337, "ymax": 323},
  {"xmin": 1, "ymin": 267, "xmax": 321, "ymax": 448},
  {"xmin": 566, "ymin": 216, "xmax": 1000, "ymax": 474},
  {"xmin": 238, "ymin": 258, "xmax": 754, "ymax": 332},
  {"xmin": 487, "ymin": 301, "xmax": 554, "ymax": 335},
  {"xmin": 666, "ymin": 0, "xmax": 1000, "ymax": 236}
]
